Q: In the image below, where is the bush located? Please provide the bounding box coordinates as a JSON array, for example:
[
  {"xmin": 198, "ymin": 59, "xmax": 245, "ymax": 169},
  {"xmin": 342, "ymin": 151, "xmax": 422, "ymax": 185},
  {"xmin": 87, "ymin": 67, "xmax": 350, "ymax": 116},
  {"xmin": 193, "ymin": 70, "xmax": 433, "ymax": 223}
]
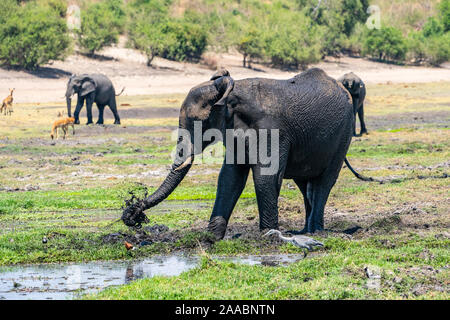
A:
[
  {"xmin": 76, "ymin": 0, "xmax": 125, "ymax": 55},
  {"xmin": 41, "ymin": 0, "xmax": 67, "ymax": 18},
  {"xmin": 422, "ymin": 17, "xmax": 444, "ymax": 38},
  {"xmin": 162, "ymin": 20, "xmax": 208, "ymax": 61},
  {"xmin": 440, "ymin": 0, "xmax": 450, "ymax": 32},
  {"xmin": 424, "ymin": 33, "xmax": 450, "ymax": 66},
  {"xmin": 128, "ymin": 19, "xmax": 174, "ymax": 66},
  {"xmin": 128, "ymin": 2, "xmax": 207, "ymax": 65},
  {"xmin": 237, "ymin": 25, "xmax": 266, "ymax": 68},
  {"xmin": 406, "ymin": 31, "xmax": 427, "ymax": 63},
  {"xmin": 298, "ymin": 0, "xmax": 370, "ymax": 55},
  {"xmin": 363, "ymin": 26, "xmax": 407, "ymax": 62},
  {"xmin": 0, "ymin": 1, "xmax": 71, "ymax": 70},
  {"xmin": 264, "ymin": 8, "xmax": 323, "ymax": 69}
]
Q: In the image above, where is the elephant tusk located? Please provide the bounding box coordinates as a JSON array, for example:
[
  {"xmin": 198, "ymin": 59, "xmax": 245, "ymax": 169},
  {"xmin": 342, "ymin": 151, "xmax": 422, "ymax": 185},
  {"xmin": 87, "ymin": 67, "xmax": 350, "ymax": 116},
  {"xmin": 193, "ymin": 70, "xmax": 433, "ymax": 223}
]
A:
[{"xmin": 174, "ymin": 156, "xmax": 192, "ymax": 171}]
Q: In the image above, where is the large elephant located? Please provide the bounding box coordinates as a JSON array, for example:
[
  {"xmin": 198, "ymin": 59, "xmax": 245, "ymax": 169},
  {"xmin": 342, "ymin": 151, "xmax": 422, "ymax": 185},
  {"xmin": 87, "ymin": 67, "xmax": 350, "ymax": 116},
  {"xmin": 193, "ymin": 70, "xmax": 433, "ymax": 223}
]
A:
[
  {"xmin": 122, "ymin": 68, "xmax": 362, "ymax": 239},
  {"xmin": 65, "ymin": 74, "xmax": 122, "ymax": 125},
  {"xmin": 338, "ymin": 72, "xmax": 367, "ymax": 136}
]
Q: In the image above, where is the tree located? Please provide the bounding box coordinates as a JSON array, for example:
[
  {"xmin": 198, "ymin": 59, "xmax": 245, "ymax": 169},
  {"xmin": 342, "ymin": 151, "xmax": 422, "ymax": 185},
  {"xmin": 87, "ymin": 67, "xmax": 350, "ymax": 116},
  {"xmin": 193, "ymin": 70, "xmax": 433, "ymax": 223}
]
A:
[
  {"xmin": 128, "ymin": 1, "xmax": 207, "ymax": 65},
  {"xmin": 363, "ymin": 26, "xmax": 407, "ymax": 62},
  {"xmin": 237, "ymin": 23, "xmax": 266, "ymax": 68},
  {"xmin": 264, "ymin": 8, "xmax": 324, "ymax": 69},
  {"xmin": 76, "ymin": 0, "xmax": 125, "ymax": 55},
  {"xmin": 0, "ymin": 1, "xmax": 71, "ymax": 70}
]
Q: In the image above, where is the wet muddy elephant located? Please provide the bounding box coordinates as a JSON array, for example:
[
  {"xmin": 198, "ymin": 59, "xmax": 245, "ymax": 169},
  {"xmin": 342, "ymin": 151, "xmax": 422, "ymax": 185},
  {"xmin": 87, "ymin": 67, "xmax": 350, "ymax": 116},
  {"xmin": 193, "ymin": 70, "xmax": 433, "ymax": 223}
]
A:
[
  {"xmin": 338, "ymin": 72, "xmax": 367, "ymax": 136},
  {"xmin": 122, "ymin": 68, "xmax": 359, "ymax": 239},
  {"xmin": 65, "ymin": 74, "xmax": 122, "ymax": 125}
]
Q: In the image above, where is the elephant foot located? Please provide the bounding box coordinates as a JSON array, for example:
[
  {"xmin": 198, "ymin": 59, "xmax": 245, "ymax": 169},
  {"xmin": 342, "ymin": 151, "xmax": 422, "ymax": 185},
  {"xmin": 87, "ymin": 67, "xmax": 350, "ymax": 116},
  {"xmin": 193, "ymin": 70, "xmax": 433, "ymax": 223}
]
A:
[
  {"xmin": 74, "ymin": 119, "xmax": 80, "ymax": 125},
  {"xmin": 360, "ymin": 130, "xmax": 368, "ymax": 135},
  {"xmin": 86, "ymin": 121, "xmax": 93, "ymax": 125},
  {"xmin": 207, "ymin": 216, "xmax": 228, "ymax": 240},
  {"xmin": 114, "ymin": 120, "xmax": 121, "ymax": 125},
  {"xmin": 287, "ymin": 228, "xmax": 308, "ymax": 235},
  {"xmin": 291, "ymin": 224, "xmax": 323, "ymax": 235},
  {"xmin": 96, "ymin": 121, "xmax": 104, "ymax": 125}
]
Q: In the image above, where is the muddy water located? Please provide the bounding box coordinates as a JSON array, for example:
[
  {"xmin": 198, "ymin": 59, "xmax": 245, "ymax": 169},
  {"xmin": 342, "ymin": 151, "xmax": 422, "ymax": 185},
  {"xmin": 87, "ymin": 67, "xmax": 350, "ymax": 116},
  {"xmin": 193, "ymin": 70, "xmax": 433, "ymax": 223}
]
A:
[{"xmin": 0, "ymin": 253, "xmax": 304, "ymax": 300}]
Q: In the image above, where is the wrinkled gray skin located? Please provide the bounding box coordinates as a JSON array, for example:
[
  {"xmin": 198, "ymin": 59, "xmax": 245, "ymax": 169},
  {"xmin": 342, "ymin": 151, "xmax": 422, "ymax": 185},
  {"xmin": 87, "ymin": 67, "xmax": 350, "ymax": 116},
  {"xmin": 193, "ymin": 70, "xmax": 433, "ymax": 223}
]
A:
[
  {"xmin": 65, "ymin": 74, "xmax": 121, "ymax": 125},
  {"xmin": 123, "ymin": 68, "xmax": 354, "ymax": 239},
  {"xmin": 338, "ymin": 72, "xmax": 367, "ymax": 136}
]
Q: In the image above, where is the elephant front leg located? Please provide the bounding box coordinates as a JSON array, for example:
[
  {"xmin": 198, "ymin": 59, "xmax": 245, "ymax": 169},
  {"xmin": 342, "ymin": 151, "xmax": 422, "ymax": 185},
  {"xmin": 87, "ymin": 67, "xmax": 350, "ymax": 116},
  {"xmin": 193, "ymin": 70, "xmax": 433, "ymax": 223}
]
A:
[
  {"xmin": 85, "ymin": 94, "xmax": 95, "ymax": 125},
  {"xmin": 252, "ymin": 166, "xmax": 284, "ymax": 231},
  {"xmin": 73, "ymin": 97, "xmax": 84, "ymax": 125},
  {"xmin": 208, "ymin": 163, "xmax": 250, "ymax": 240}
]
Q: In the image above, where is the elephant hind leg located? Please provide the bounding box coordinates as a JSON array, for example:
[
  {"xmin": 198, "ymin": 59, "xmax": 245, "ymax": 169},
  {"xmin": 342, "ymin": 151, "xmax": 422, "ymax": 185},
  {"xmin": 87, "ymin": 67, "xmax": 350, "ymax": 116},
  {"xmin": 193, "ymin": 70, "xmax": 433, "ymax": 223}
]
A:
[
  {"xmin": 292, "ymin": 178, "xmax": 312, "ymax": 234},
  {"xmin": 303, "ymin": 154, "xmax": 347, "ymax": 233},
  {"xmin": 108, "ymin": 99, "xmax": 121, "ymax": 124},
  {"xmin": 358, "ymin": 105, "xmax": 368, "ymax": 135},
  {"xmin": 96, "ymin": 104, "xmax": 105, "ymax": 125}
]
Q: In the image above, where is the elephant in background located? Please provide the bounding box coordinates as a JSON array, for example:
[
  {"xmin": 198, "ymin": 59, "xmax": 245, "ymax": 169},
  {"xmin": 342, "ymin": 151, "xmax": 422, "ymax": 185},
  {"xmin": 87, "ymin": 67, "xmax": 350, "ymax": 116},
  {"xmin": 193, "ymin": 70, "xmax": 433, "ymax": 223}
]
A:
[
  {"xmin": 122, "ymin": 68, "xmax": 366, "ymax": 239},
  {"xmin": 65, "ymin": 74, "xmax": 123, "ymax": 125},
  {"xmin": 338, "ymin": 72, "xmax": 367, "ymax": 136}
]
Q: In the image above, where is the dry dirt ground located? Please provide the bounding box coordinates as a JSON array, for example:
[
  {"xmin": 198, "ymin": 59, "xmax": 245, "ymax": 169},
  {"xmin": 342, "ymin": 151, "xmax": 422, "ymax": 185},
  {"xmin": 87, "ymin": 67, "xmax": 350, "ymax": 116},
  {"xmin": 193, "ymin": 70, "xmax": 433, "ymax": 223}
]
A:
[{"xmin": 1, "ymin": 42, "xmax": 449, "ymax": 103}]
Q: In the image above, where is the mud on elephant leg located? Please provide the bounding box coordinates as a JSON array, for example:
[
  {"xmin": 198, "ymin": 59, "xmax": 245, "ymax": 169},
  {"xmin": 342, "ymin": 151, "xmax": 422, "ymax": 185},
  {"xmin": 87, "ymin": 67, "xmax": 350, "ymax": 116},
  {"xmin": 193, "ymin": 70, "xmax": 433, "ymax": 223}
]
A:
[{"xmin": 208, "ymin": 163, "xmax": 250, "ymax": 240}]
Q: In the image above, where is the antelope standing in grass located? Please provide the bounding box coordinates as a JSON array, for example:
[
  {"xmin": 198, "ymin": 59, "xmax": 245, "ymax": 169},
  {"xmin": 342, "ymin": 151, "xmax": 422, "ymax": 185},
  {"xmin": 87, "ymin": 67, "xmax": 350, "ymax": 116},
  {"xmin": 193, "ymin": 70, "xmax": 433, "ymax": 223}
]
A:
[{"xmin": 1, "ymin": 88, "xmax": 15, "ymax": 116}]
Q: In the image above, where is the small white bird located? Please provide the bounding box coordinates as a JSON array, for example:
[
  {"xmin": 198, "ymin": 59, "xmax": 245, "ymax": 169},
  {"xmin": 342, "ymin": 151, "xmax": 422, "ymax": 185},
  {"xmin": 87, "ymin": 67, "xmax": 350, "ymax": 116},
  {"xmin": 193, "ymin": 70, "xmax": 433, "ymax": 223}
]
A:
[{"xmin": 263, "ymin": 229, "xmax": 324, "ymax": 251}]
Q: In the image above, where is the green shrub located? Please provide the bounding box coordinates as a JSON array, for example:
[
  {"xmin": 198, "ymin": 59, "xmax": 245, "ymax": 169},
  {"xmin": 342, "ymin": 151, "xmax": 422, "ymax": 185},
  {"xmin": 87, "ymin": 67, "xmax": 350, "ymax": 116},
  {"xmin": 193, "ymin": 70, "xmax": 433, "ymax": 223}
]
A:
[
  {"xmin": 363, "ymin": 26, "xmax": 407, "ymax": 62},
  {"xmin": 41, "ymin": 0, "xmax": 67, "ymax": 18},
  {"xmin": 128, "ymin": 19, "xmax": 174, "ymax": 66},
  {"xmin": 440, "ymin": 0, "xmax": 450, "ymax": 32},
  {"xmin": 342, "ymin": 22, "xmax": 366, "ymax": 55},
  {"xmin": 406, "ymin": 31, "xmax": 427, "ymax": 63},
  {"xmin": 162, "ymin": 20, "xmax": 208, "ymax": 61},
  {"xmin": 264, "ymin": 8, "xmax": 323, "ymax": 69},
  {"xmin": 76, "ymin": 0, "xmax": 125, "ymax": 55},
  {"xmin": 128, "ymin": 1, "xmax": 207, "ymax": 65},
  {"xmin": 298, "ymin": 0, "xmax": 370, "ymax": 55},
  {"xmin": 237, "ymin": 26, "xmax": 266, "ymax": 68},
  {"xmin": 422, "ymin": 17, "xmax": 444, "ymax": 38},
  {"xmin": 0, "ymin": 1, "xmax": 71, "ymax": 70},
  {"xmin": 424, "ymin": 33, "xmax": 450, "ymax": 66}
]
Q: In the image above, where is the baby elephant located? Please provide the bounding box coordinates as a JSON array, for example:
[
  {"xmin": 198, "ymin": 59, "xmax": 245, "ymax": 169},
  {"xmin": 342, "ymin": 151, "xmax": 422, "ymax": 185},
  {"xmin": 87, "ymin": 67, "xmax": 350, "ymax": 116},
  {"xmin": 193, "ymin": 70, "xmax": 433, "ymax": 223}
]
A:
[{"xmin": 338, "ymin": 72, "xmax": 367, "ymax": 136}]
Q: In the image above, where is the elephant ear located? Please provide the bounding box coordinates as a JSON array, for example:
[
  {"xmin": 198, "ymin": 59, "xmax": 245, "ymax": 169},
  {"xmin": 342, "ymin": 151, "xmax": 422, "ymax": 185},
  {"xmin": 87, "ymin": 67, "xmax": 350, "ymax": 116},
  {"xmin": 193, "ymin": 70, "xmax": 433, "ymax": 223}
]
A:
[
  {"xmin": 80, "ymin": 77, "xmax": 96, "ymax": 96},
  {"xmin": 210, "ymin": 69, "xmax": 230, "ymax": 81},
  {"xmin": 212, "ymin": 71, "xmax": 234, "ymax": 107}
]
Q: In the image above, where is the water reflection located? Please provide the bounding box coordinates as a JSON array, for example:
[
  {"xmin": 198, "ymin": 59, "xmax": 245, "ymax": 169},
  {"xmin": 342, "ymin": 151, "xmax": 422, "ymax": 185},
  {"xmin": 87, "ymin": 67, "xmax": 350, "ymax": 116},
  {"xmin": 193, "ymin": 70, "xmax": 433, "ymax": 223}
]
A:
[{"xmin": 0, "ymin": 253, "xmax": 304, "ymax": 300}]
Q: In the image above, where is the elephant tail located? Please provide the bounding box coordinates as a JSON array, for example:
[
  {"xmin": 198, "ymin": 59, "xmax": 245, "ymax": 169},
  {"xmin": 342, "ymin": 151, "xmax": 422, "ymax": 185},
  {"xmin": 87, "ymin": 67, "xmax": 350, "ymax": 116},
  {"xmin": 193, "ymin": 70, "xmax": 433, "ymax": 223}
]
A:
[
  {"xmin": 116, "ymin": 87, "xmax": 125, "ymax": 96},
  {"xmin": 344, "ymin": 157, "xmax": 378, "ymax": 182}
]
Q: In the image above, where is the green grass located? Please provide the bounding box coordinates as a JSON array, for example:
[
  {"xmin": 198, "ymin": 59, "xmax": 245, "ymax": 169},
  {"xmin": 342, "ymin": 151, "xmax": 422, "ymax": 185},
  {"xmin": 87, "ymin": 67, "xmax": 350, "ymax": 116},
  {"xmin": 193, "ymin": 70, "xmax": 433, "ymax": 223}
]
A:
[{"xmin": 89, "ymin": 235, "xmax": 449, "ymax": 300}]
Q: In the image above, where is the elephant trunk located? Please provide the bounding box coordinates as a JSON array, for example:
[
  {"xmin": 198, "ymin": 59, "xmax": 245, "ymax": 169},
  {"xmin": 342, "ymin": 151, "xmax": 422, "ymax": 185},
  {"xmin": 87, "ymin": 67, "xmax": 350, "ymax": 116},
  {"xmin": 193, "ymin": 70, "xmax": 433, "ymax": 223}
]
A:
[
  {"xmin": 66, "ymin": 96, "xmax": 72, "ymax": 117},
  {"xmin": 142, "ymin": 159, "xmax": 192, "ymax": 209},
  {"xmin": 121, "ymin": 140, "xmax": 194, "ymax": 227}
]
